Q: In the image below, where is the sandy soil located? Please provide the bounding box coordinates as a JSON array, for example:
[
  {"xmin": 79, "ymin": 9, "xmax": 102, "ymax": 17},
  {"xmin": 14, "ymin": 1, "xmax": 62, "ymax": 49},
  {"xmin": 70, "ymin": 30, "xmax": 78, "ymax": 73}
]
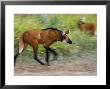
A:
[{"xmin": 14, "ymin": 56, "xmax": 97, "ymax": 76}]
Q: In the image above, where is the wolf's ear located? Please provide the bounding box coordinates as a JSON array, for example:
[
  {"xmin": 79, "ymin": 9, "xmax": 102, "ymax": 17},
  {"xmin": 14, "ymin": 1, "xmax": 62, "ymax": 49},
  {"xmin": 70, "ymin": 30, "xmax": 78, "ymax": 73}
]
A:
[
  {"xmin": 80, "ymin": 16, "xmax": 86, "ymax": 22},
  {"xmin": 65, "ymin": 29, "xmax": 70, "ymax": 34}
]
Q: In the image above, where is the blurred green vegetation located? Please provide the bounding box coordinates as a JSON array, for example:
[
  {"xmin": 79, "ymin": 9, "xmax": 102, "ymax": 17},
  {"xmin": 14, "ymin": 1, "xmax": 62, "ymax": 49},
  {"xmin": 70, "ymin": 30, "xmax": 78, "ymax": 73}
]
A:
[{"xmin": 14, "ymin": 14, "xmax": 97, "ymax": 58}]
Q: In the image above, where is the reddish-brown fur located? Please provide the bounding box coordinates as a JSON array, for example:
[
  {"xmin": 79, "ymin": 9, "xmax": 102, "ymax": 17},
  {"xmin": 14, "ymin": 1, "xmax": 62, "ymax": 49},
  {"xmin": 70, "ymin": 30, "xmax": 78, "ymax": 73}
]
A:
[
  {"xmin": 14, "ymin": 28, "xmax": 72, "ymax": 66},
  {"xmin": 21, "ymin": 29, "xmax": 61, "ymax": 49},
  {"xmin": 78, "ymin": 19, "xmax": 96, "ymax": 35}
]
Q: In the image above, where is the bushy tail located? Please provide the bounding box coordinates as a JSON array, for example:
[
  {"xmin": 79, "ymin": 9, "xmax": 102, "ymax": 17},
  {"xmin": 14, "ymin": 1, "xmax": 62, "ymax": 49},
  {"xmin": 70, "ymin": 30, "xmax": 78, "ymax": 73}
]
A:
[
  {"xmin": 14, "ymin": 35, "xmax": 24, "ymax": 66},
  {"xmin": 18, "ymin": 35, "xmax": 25, "ymax": 54}
]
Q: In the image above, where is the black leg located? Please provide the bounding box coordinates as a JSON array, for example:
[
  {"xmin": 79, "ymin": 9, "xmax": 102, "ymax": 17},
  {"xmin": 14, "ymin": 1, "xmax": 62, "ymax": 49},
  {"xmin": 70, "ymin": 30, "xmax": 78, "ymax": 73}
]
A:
[
  {"xmin": 48, "ymin": 48, "xmax": 58, "ymax": 61},
  {"xmin": 14, "ymin": 52, "xmax": 19, "ymax": 66},
  {"xmin": 44, "ymin": 47, "xmax": 58, "ymax": 61},
  {"xmin": 45, "ymin": 49, "xmax": 50, "ymax": 66},
  {"xmin": 33, "ymin": 46, "xmax": 45, "ymax": 65},
  {"xmin": 34, "ymin": 53, "xmax": 45, "ymax": 65}
]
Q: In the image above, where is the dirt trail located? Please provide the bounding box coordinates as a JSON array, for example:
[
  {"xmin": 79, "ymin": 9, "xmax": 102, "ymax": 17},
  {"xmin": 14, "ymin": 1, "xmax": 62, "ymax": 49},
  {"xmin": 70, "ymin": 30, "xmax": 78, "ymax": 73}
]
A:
[{"xmin": 14, "ymin": 56, "xmax": 97, "ymax": 76}]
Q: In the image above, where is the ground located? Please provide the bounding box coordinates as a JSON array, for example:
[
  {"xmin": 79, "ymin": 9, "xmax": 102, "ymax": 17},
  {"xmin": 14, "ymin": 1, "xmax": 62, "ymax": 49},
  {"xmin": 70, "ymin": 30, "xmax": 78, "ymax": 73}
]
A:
[{"xmin": 14, "ymin": 54, "xmax": 97, "ymax": 76}]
